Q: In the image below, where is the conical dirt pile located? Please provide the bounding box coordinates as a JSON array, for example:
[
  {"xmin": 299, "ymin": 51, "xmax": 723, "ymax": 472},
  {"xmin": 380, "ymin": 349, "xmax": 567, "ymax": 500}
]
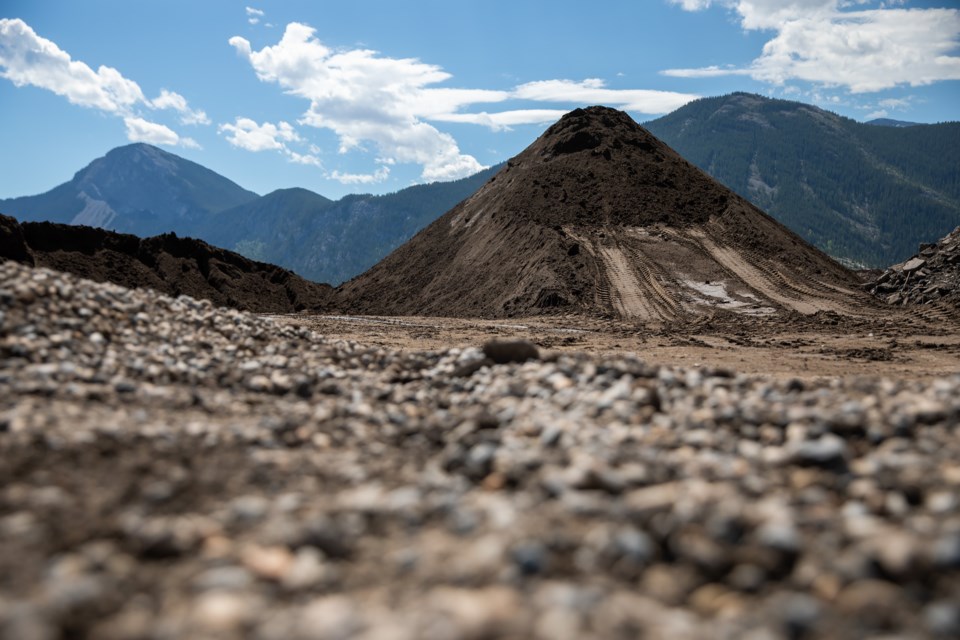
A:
[{"xmin": 340, "ymin": 106, "xmax": 874, "ymax": 321}]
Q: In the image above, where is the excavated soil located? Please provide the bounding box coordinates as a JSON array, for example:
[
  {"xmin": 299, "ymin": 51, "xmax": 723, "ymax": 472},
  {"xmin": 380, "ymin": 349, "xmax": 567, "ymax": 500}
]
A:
[
  {"xmin": 276, "ymin": 309, "xmax": 960, "ymax": 382},
  {"xmin": 0, "ymin": 214, "xmax": 335, "ymax": 313},
  {"xmin": 339, "ymin": 107, "xmax": 872, "ymax": 323}
]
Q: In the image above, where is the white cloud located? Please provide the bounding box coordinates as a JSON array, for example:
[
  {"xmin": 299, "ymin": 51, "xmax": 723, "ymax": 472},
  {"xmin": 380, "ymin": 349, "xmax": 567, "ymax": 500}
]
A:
[
  {"xmin": 512, "ymin": 78, "xmax": 699, "ymax": 114},
  {"xmin": 151, "ymin": 89, "xmax": 211, "ymax": 125},
  {"xmin": 329, "ymin": 166, "xmax": 390, "ymax": 184},
  {"xmin": 878, "ymin": 96, "xmax": 911, "ymax": 109},
  {"xmin": 665, "ymin": 1, "xmax": 960, "ymax": 92},
  {"xmin": 220, "ymin": 117, "xmax": 301, "ymax": 151},
  {"xmin": 230, "ymin": 23, "xmax": 700, "ymax": 181},
  {"xmin": 219, "ymin": 117, "xmax": 321, "ymax": 166},
  {"xmin": 0, "ymin": 18, "xmax": 144, "ymax": 112},
  {"xmin": 670, "ymin": 0, "xmax": 715, "ymax": 10},
  {"xmin": 0, "ymin": 18, "xmax": 207, "ymax": 148},
  {"xmin": 865, "ymin": 109, "xmax": 888, "ymax": 119},
  {"xmin": 230, "ymin": 23, "xmax": 490, "ymax": 181},
  {"xmin": 288, "ymin": 151, "xmax": 323, "ymax": 167},
  {"xmin": 662, "ymin": 65, "xmax": 754, "ymax": 78},
  {"xmin": 431, "ymin": 109, "xmax": 569, "ymax": 130},
  {"xmin": 749, "ymin": 8, "xmax": 960, "ymax": 92},
  {"xmin": 124, "ymin": 116, "xmax": 199, "ymax": 148},
  {"xmin": 246, "ymin": 7, "xmax": 264, "ymax": 25}
]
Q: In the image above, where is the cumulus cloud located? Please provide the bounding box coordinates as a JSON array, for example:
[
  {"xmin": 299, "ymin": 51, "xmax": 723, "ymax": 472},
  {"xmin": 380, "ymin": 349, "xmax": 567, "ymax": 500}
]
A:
[
  {"xmin": 230, "ymin": 23, "xmax": 700, "ymax": 181},
  {"xmin": 151, "ymin": 89, "xmax": 211, "ymax": 125},
  {"xmin": 124, "ymin": 116, "xmax": 199, "ymax": 148},
  {"xmin": 220, "ymin": 117, "xmax": 301, "ymax": 151},
  {"xmin": 230, "ymin": 23, "xmax": 490, "ymax": 181},
  {"xmin": 665, "ymin": 1, "xmax": 960, "ymax": 92},
  {"xmin": 0, "ymin": 18, "xmax": 144, "ymax": 112},
  {"xmin": 0, "ymin": 18, "xmax": 207, "ymax": 148},
  {"xmin": 219, "ymin": 117, "xmax": 321, "ymax": 166}
]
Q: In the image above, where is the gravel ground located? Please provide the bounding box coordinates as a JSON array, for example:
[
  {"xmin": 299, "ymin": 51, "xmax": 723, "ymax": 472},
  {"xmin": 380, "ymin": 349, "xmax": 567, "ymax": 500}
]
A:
[{"xmin": 2, "ymin": 259, "xmax": 960, "ymax": 639}]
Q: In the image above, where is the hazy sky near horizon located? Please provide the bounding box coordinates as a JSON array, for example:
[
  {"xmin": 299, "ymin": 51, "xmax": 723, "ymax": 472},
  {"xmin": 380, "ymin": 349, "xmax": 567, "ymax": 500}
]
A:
[{"xmin": 1, "ymin": 0, "xmax": 958, "ymax": 200}]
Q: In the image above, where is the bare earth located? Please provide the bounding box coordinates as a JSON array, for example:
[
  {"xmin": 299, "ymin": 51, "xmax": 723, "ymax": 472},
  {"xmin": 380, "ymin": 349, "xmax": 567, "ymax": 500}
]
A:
[{"xmin": 271, "ymin": 312, "xmax": 960, "ymax": 381}]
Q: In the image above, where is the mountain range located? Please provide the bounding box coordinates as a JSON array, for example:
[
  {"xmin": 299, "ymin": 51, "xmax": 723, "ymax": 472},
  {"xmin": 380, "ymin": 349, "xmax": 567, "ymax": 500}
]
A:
[
  {"xmin": 645, "ymin": 93, "xmax": 960, "ymax": 268},
  {"xmin": 3, "ymin": 93, "xmax": 958, "ymax": 278},
  {"xmin": 1, "ymin": 144, "xmax": 498, "ymax": 284}
]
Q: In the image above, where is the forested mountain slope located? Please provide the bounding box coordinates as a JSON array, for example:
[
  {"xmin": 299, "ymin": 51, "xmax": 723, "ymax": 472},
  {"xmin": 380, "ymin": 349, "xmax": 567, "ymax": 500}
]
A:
[{"xmin": 646, "ymin": 93, "xmax": 960, "ymax": 267}]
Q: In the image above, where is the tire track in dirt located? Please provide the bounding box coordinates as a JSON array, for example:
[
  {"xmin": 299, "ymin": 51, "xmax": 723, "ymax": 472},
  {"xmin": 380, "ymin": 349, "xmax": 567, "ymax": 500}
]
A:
[
  {"xmin": 596, "ymin": 242, "xmax": 662, "ymax": 321},
  {"xmin": 620, "ymin": 237, "xmax": 681, "ymax": 321},
  {"xmin": 691, "ymin": 230, "xmax": 830, "ymax": 315},
  {"xmin": 706, "ymin": 222, "xmax": 879, "ymax": 316}
]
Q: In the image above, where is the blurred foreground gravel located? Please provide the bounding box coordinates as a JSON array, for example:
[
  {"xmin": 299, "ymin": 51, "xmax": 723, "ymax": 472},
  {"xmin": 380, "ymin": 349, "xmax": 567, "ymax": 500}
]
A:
[{"xmin": 2, "ymin": 260, "xmax": 959, "ymax": 639}]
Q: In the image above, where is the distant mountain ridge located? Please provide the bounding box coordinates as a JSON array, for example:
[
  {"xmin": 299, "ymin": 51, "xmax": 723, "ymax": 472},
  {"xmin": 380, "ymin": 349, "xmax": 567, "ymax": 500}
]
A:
[
  {"xmin": 197, "ymin": 166, "xmax": 501, "ymax": 285},
  {"xmin": 5, "ymin": 94, "xmax": 959, "ymax": 281},
  {"xmin": 645, "ymin": 93, "xmax": 960, "ymax": 268},
  {"xmin": 0, "ymin": 144, "xmax": 259, "ymax": 237},
  {"xmin": 1, "ymin": 143, "xmax": 500, "ymax": 284}
]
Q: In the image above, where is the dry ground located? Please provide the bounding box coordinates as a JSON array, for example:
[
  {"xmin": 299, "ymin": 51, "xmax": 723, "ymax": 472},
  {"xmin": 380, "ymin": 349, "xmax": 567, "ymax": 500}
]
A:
[{"xmin": 271, "ymin": 310, "xmax": 960, "ymax": 381}]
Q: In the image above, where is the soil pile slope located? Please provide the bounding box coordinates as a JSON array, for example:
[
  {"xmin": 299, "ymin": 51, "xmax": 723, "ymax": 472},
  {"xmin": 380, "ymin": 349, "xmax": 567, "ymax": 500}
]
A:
[
  {"xmin": 0, "ymin": 214, "xmax": 334, "ymax": 313},
  {"xmin": 868, "ymin": 226, "xmax": 960, "ymax": 308},
  {"xmin": 340, "ymin": 107, "xmax": 874, "ymax": 321}
]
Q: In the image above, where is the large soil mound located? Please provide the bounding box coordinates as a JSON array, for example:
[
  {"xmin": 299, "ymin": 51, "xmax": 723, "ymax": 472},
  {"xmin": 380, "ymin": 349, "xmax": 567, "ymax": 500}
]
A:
[
  {"xmin": 340, "ymin": 107, "xmax": 876, "ymax": 322},
  {"xmin": 0, "ymin": 214, "xmax": 334, "ymax": 313}
]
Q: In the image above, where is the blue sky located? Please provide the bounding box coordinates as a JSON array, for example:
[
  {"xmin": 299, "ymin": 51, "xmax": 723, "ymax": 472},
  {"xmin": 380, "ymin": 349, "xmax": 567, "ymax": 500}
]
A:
[{"xmin": 1, "ymin": 0, "xmax": 958, "ymax": 200}]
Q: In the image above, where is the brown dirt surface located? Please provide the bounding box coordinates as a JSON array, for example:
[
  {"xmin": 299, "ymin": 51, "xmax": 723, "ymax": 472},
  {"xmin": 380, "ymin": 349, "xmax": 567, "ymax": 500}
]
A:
[
  {"xmin": 0, "ymin": 213, "xmax": 335, "ymax": 313},
  {"xmin": 272, "ymin": 309, "xmax": 960, "ymax": 382},
  {"xmin": 338, "ymin": 106, "xmax": 875, "ymax": 324}
]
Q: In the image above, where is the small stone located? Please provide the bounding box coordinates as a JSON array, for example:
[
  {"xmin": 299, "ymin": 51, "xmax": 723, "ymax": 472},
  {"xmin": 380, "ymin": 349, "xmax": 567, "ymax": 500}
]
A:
[
  {"xmin": 788, "ymin": 434, "xmax": 848, "ymax": 469},
  {"xmin": 193, "ymin": 566, "xmax": 254, "ymax": 591},
  {"xmin": 924, "ymin": 602, "xmax": 960, "ymax": 637},
  {"xmin": 241, "ymin": 545, "xmax": 294, "ymax": 581},
  {"xmin": 727, "ymin": 564, "xmax": 766, "ymax": 592},
  {"xmin": 482, "ymin": 340, "xmax": 540, "ymax": 364},
  {"xmin": 901, "ymin": 257, "xmax": 926, "ymax": 272},
  {"xmin": 930, "ymin": 533, "xmax": 960, "ymax": 569},
  {"xmin": 836, "ymin": 580, "xmax": 906, "ymax": 629},
  {"xmin": 192, "ymin": 592, "xmax": 261, "ymax": 632},
  {"xmin": 772, "ymin": 592, "xmax": 821, "ymax": 639},
  {"xmin": 511, "ymin": 541, "xmax": 549, "ymax": 576}
]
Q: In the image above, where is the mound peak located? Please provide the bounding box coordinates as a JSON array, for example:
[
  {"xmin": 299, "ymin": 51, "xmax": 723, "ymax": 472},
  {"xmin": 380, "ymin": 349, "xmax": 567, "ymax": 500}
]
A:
[{"xmin": 340, "ymin": 107, "xmax": 876, "ymax": 322}]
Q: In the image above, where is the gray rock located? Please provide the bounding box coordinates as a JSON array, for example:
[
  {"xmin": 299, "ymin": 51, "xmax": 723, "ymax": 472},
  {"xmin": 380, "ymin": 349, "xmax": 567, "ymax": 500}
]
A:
[{"xmin": 482, "ymin": 340, "xmax": 540, "ymax": 364}]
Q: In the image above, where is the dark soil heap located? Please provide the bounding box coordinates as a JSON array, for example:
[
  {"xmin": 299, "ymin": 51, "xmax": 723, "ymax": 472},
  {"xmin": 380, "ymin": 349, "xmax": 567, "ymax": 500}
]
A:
[
  {"xmin": 0, "ymin": 214, "xmax": 335, "ymax": 313},
  {"xmin": 867, "ymin": 226, "xmax": 960, "ymax": 308},
  {"xmin": 339, "ymin": 107, "xmax": 873, "ymax": 321}
]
